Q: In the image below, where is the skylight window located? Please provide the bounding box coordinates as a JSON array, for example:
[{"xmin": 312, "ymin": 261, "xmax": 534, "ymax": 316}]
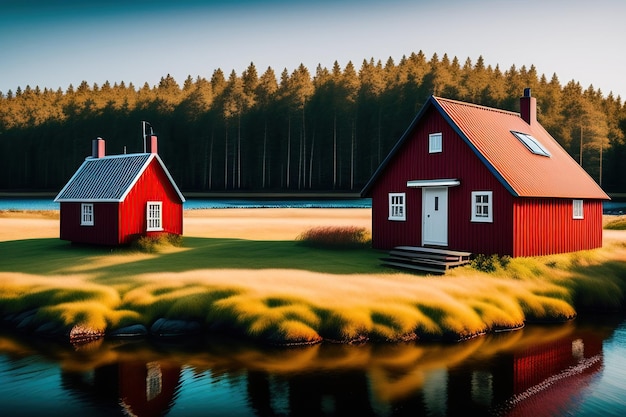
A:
[{"xmin": 511, "ymin": 131, "xmax": 551, "ymax": 157}]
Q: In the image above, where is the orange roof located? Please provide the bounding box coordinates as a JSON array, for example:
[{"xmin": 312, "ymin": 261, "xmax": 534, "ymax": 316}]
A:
[
  {"xmin": 362, "ymin": 95, "xmax": 609, "ymax": 200},
  {"xmin": 434, "ymin": 96, "xmax": 608, "ymax": 199}
]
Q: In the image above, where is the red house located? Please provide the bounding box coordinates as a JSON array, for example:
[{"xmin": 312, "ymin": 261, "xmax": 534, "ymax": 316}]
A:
[
  {"xmin": 361, "ymin": 89, "xmax": 610, "ymax": 258},
  {"xmin": 54, "ymin": 133, "xmax": 185, "ymax": 246}
]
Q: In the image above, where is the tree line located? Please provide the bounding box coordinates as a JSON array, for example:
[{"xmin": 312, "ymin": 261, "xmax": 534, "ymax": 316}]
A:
[{"xmin": 1, "ymin": 51, "xmax": 625, "ymax": 194}]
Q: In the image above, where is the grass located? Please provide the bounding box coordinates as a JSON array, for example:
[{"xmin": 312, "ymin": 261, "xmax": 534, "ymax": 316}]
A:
[
  {"xmin": 1, "ymin": 214, "xmax": 625, "ymax": 346},
  {"xmin": 604, "ymin": 217, "xmax": 626, "ymax": 230},
  {"xmin": 131, "ymin": 233, "xmax": 183, "ymax": 253},
  {"xmin": 296, "ymin": 226, "xmax": 371, "ymax": 249}
]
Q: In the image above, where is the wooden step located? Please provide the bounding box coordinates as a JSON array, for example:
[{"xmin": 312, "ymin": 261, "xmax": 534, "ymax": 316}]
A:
[
  {"xmin": 383, "ymin": 256, "xmax": 469, "ymax": 268},
  {"xmin": 381, "ymin": 246, "xmax": 472, "ymax": 274},
  {"xmin": 393, "ymin": 246, "xmax": 471, "ymax": 259},
  {"xmin": 381, "ymin": 260, "xmax": 447, "ymax": 275},
  {"xmin": 388, "ymin": 250, "xmax": 462, "ymax": 262}
]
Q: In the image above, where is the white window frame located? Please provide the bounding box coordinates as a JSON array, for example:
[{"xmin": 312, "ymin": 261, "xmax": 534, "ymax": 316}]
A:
[
  {"xmin": 146, "ymin": 201, "xmax": 163, "ymax": 231},
  {"xmin": 80, "ymin": 203, "xmax": 94, "ymax": 226},
  {"xmin": 573, "ymin": 199, "xmax": 584, "ymax": 219},
  {"xmin": 471, "ymin": 191, "xmax": 493, "ymax": 223},
  {"xmin": 388, "ymin": 193, "xmax": 406, "ymax": 221},
  {"xmin": 429, "ymin": 132, "xmax": 442, "ymax": 153}
]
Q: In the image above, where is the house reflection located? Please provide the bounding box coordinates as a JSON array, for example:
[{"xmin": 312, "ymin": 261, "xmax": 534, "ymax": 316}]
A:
[
  {"xmin": 56, "ymin": 324, "xmax": 605, "ymax": 416},
  {"xmin": 61, "ymin": 360, "xmax": 182, "ymax": 417},
  {"xmin": 434, "ymin": 327, "xmax": 604, "ymax": 416},
  {"xmin": 242, "ymin": 326, "xmax": 605, "ymax": 416},
  {"xmin": 491, "ymin": 329, "xmax": 603, "ymax": 416}
]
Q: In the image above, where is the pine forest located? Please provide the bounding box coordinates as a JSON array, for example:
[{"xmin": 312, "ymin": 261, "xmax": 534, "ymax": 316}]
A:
[{"xmin": 1, "ymin": 51, "xmax": 625, "ymax": 194}]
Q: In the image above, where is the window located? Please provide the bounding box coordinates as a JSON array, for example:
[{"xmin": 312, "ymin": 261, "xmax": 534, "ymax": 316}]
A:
[
  {"xmin": 388, "ymin": 193, "xmax": 406, "ymax": 221},
  {"xmin": 146, "ymin": 201, "xmax": 163, "ymax": 231},
  {"xmin": 429, "ymin": 133, "xmax": 442, "ymax": 153},
  {"xmin": 573, "ymin": 199, "xmax": 584, "ymax": 219},
  {"xmin": 81, "ymin": 203, "xmax": 94, "ymax": 226},
  {"xmin": 511, "ymin": 131, "xmax": 551, "ymax": 157},
  {"xmin": 471, "ymin": 191, "xmax": 493, "ymax": 223}
]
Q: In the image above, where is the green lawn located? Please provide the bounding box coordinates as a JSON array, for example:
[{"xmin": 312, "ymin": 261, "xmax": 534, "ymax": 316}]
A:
[{"xmin": 0, "ymin": 236, "xmax": 385, "ymax": 276}]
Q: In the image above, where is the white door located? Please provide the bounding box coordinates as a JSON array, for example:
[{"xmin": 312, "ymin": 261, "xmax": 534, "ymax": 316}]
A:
[{"xmin": 422, "ymin": 187, "xmax": 448, "ymax": 246}]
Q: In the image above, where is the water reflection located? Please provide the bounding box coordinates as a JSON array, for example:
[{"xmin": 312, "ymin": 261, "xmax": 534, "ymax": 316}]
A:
[{"xmin": 0, "ymin": 315, "xmax": 622, "ymax": 416}]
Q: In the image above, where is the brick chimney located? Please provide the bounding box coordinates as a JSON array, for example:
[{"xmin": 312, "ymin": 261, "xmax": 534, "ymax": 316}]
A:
[
  {"xmin": 145, "ymin": 134, "xmax": 158, "ymax": 154},
  {"xmin": 142, "ymin": 121, "xmax": 158, "ymax": 154},
  {"xmin": 92, "ymin": 137, "xmax": 105, "ymax": 158},
  {"xmin": 520, "ymin": 87, "xmax": 536, "ymax": 125}
]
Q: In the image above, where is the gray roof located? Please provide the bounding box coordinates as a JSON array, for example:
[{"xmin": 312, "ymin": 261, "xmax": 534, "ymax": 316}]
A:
[{"xmin": 54, "ymin": 153, "xmax": 185, "ymax": 203}]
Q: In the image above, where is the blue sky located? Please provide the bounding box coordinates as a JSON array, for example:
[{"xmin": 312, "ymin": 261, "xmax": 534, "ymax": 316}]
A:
[{"xmin": 2, "ymin": 0, "xmax": 625, "ymax": 99}]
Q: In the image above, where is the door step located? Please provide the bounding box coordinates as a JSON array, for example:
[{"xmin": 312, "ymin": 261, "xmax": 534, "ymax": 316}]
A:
[{"xmin": 381, "ymin": 246, "xmax": 472, "ymax": 275}]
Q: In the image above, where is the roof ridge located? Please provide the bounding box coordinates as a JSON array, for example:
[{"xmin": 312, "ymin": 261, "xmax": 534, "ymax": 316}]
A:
[
  {"xmin": 86, "ymin": 152, "xmax": 150, "ymax": 161},
  {"xmin": 433, "ymin": 96, "xmax": 519, "ymax": 117}
]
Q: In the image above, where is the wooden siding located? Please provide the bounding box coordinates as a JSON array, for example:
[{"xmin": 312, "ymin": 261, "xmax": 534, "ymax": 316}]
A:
[
  {"xmin": 512, "ymin": 199, "xmax": 603, "ymax": 257},
  {"xmin": 59, "ymin": 202, "xmax": 119, "ymax": 245},
  {"xmin": 118, "ymin": 159, "xmax": 183, "ymax": 244},
  {"xmin": 371, "ymin": 107, "xmax": 515, "ymax": 255}
]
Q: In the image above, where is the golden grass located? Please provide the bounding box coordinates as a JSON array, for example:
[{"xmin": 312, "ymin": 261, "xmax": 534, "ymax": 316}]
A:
[
  {"xmin": 604, "ymin": 215, "xmax": 626, "ymax": 230},
  {"xmin": 296, "ymin": 225, "xmax": 371, "ymax": 248},
  {"xmin": 1, "ymin": 209, "xmax": 625, "ymax": 345}
]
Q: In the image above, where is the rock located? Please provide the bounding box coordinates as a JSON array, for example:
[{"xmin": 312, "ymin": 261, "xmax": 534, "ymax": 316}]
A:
[
  {"xmin": 14, "ymin": 310, "xmax": 38, "ymax": 330},
  {"xmin": 108, "ymin": 324, "xmax": 148, "ymax": 338},
  {"xmin": 69, "ymin": 324, "xmax": 104, "ymax": 343},
  {"xmin": 150, "ymin": 318, "xmax": 202, "ymax": 337},
  {"xmin": 33, "ymin": 321, "xmax": 68, "ymax": 336}
]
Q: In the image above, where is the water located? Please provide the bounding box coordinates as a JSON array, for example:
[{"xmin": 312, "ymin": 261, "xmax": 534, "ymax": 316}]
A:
[
  {"xmin": 0, "ymin": 197, "xmax": 372, "ymax": 211},
  {"xmin": 1, "ymin": 198, "xmax": 625, "ymax": 213},
  {"xmin": 0, "ymin": 314, "xmax": 624, "ymax": 416}
]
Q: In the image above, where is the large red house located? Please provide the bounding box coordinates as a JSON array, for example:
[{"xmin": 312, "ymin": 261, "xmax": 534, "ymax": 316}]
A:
[
  {"xmin": 54, "ymin": 133, "xmax": 185, "ymax": 246},
  {"xmin": 361, "ymin": 89, "xmax": 610, "ymax": 257}
]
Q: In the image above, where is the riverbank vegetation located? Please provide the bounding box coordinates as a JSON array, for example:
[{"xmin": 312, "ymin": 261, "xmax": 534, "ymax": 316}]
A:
[
  {"xmin": 1, "ymin": 212, "xmax": 625, "ymax": 346},
  {"xmin": 1, "ymin": 52, "xmax": 625, "ymax": 194}
]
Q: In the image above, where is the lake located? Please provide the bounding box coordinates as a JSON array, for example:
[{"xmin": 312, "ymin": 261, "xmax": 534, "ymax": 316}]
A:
[
  {"xmin": 0, "ymin": 197, "xmax": 373, "ymax": 211},
  {"xmin": 0, "ymin": 313, "xmax": 624, "ymax": 416},
  {"xmin": 1, "ymin": 197, "xmax": 625, "ymax": 213}
]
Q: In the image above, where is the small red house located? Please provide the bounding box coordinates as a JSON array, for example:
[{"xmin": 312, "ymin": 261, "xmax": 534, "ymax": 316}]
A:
[
  {"xmin": 361, "ymin": 89, "xmax": 610, "ymax": 257},
  {"xmin": 54, "ymin": 134, "xmax": 185, "ymax": 246}
]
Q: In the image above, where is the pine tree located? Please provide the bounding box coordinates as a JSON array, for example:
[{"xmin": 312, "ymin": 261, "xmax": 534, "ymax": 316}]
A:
[{"xmin": 256, "ymin": 67, "xmax": 278, "ymax": 188}]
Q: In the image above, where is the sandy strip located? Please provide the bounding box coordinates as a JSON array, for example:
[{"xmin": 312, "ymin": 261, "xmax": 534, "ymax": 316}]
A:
[
  {"xmin": 183, "ymin": 208, "xmax": 371, "ymax": 240},
  {"xmin": 0, "ymin": 208, "xmax": 372, "ymax": 242},
  {"xmin": 1, "ymin": 209, "xmax": 623, "ymax": 244}
]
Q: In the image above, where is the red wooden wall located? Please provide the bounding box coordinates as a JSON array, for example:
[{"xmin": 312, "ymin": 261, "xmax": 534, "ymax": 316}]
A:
[
  {"xmin": 512, "ymin": 199, "xmax": 603, "ymax": 257},
  {"xmin": 370, "ymin": 106, "xmax": 515, "ymax": 255},
  {"xmin": 59, "ymin": 202, "xmax": 119, "ymax": 245},
  {"xmin": 119, "ymin": 159, "xmax": 183, "ymax": 244}
]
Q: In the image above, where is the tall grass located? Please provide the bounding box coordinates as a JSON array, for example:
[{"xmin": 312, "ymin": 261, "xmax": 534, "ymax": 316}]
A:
[
  {"xmin": 604, "ymin": 217, "xmax": 626, "ymax": 230},
  {"xmin": 131, "ymin": 233, "xmax": 183, "ymax": 253},
  {"xmin": 1, "ymin": 229, "xmax": 625, "ymax": 345},
  {"xmin": 296, "ymin": 226, "xmax": 371, "ymax": 249}
]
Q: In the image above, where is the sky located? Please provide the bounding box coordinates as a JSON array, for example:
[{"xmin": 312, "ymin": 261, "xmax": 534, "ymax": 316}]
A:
[{"xmin": 1, "ymin": 0, "xmax": 625, "ymax": 99}]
